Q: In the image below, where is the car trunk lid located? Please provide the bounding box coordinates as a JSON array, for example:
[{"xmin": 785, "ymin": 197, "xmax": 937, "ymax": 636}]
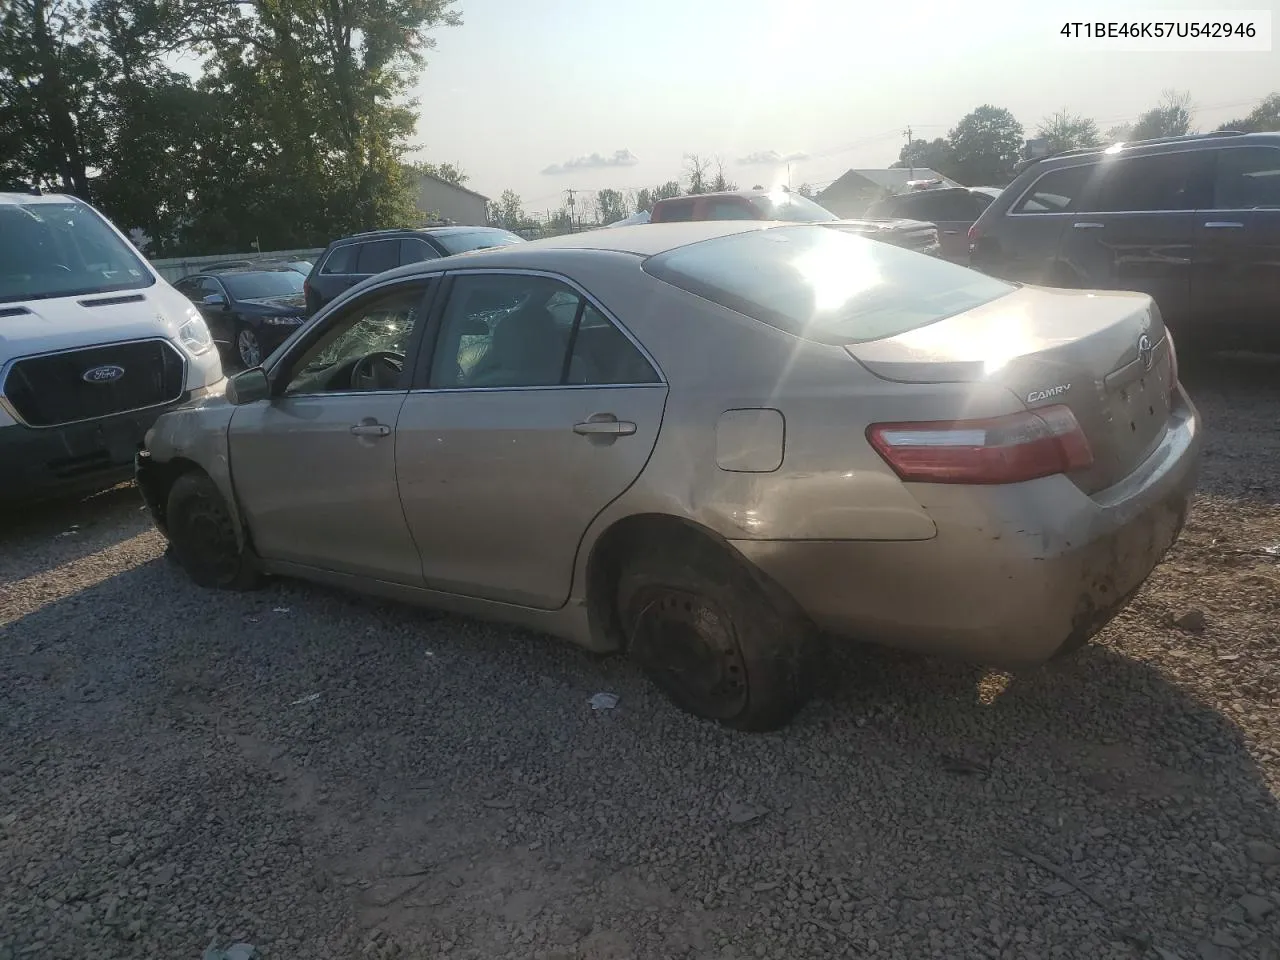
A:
[{"xmin": 846, "ymin": 286, "xmax": 1176, "ymax": 494}]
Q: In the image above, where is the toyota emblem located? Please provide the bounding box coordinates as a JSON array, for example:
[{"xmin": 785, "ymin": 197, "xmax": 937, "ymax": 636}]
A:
[
  {"xmin": 1136, "ymin": 334, "xmax": 1154, "ymax": 372},
  {"xmin": 82, "ymin": 364, "xmax": 126, "ymax": 384}
]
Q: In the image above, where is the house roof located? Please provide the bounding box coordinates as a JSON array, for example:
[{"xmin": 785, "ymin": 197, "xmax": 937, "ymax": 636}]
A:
[
  {"xmin": 413, "ymin": 171, "xmax": 491, "ymax": 203},
  {"xmin": 819, "ymin": 168, "xmax": 962, "ymax": 198}
]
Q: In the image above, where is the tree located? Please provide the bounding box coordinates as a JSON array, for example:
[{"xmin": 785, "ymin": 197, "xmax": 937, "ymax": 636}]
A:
[
  {"xmin": 891, "ymin": 137, "xmax": 957, "ymax": 178},
  {"xmin": 709, "ymin": 157, "xmax": 736, "ymax": 193},
  {"xmin": 684, "ymin": 154, "xmax": 711, "ymax": 194},
  {"xmin": 1103, "ymin": 123, "xmax": 1133, "ymax": 143},
  {"xmin": 595, "ymin": 188, "xmax": 628, "ymax": 224},
  {"xmin": 795, "ymin": 183, "xmax": 815, "ymax": 199},
  {"xmin": 947, "ymin": 105, "xmax": 1024, "ymax": 185},
  {"xmin": 1035, "ymin": 109, "xmax": 1101, "ymax": 155},
  {"xmin": 1129, "ymin": 89, "xmax": 1193, "ymax": 140},
  {"xmin": 635, "ymin": 180, "xmax": 681, "ymax": 212},
  {"xmin": 409, "ymin": 161, "xmax": 468, "ymax": 187},
  {"xmin": 1219, "ymin": 93, "xmax": 1280, "ymax": 132},
  {"xmin": 487, "ymin": 188, "xmax": 529, "ymax": 228}
]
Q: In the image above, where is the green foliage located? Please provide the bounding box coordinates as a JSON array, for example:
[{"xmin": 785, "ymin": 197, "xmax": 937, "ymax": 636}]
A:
[
  {"xmin": 635, "ymin": 180, "xmax": 681, "ymax": 213},
  {"xmin": 1129, "ymin": 89, "xmax": 1193, "ymax": 140},
  {"xmin": 891, "ymin": 137, "xmax": 956, "ymax": 177},
  {"xmin": 1035, "ymin": 109, "xmax": 1101, "ymax": 155},
  {"xmin": 0, "ymin": 0, "xmax": 460, "ymax": 254},
  {"xmin": 595, "ymin": 188, "xmax": 629, "ymax": 224},
  {"xmin": 948, "ymin": 105, "xmax": 1024, "ymax": 185},
  {"xmin": 1220, "ymin": 93, "xmax": 1280, "ymax": 133},
  {"xmin": 408, "ymin": 161, "xmax": 469, "ymax": 187}
]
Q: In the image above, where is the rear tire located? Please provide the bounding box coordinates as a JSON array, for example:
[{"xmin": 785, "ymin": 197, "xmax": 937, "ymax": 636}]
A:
[
  {"xmin": 617, "ymin": 542, "xmax": 816, "ymax": 731},
  {"xmin": 166, "ymin": 472, "xmax": 261, "ymax": 590}
]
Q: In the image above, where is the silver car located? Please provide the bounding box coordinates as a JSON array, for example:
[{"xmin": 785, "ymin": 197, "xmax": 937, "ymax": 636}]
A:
[{"xmin": 137, "ymin": 222, "xmax": 1202, "ymax": 730}]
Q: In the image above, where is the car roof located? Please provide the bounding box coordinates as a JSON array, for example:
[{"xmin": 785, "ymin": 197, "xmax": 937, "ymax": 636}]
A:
[
  {"xmin": 652, "ymin": 189, "xmax": 780, "ymax": 204},
  {"xmin": 1031, "ymin": 130, "xmax": 1278, "ymax": 171},
  {"xmin": 332, "ymin": 225, "xmax": 516, "ymax": 245}
]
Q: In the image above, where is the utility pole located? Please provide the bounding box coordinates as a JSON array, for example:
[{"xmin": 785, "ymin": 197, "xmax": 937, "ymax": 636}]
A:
[
  {"xmin": 564, "ymin": 188, "xmax": 577, "ymax": 233},
  {"xmin": 903, "ymin": 126, "xmax": 913, "ymax": 179}
]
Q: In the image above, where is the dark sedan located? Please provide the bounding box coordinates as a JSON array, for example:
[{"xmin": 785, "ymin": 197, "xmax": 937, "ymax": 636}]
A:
[{"xmin": 174, "ymin": 267, "xmax": 309, "ymax": 369}]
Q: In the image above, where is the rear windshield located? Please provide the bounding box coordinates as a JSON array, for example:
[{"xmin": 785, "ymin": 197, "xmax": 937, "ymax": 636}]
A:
[
  {"xmin": 222, "ymin": 271, "xmax": 305, "ymax": 300},
  {"xmin": 436, "ymin": 230, "xmax": 524, "ymax": 255},
  {"xmin": 0, "ymin": 200, "xmax": 153, "ymax": 304},
  {"xmin": 643, "ymin": 225, "xmax": 1016, "ymax": 344}
]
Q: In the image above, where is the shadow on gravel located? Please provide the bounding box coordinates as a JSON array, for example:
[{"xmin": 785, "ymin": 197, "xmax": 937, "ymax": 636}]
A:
[
  {"xmin": 0, "ymin": 483, "xmax": 148, "ymax": 582},
  {"xmin": 3, "ymin": 549, "xmax": 1278, "ymax": 958}
]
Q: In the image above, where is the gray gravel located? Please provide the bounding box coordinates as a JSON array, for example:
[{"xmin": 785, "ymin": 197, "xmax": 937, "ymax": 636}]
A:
[{"xmin": 2, "ymin": 354, "xmax": 1278, "ymax": 960}]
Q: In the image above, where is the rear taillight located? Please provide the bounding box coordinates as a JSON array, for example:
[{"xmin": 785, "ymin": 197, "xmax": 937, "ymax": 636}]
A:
[{"xmin": 867, "ymin": 405, "xmax": 1094, "ymax": 485}]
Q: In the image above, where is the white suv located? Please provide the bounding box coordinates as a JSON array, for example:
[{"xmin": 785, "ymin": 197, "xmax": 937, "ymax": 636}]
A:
[{"xmin": 0, "ymin": 190, "xmax": 224, "ymax": 502}]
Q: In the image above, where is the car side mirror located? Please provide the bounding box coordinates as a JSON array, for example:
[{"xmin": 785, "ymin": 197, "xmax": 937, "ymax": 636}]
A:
[
  {"xmin": 226, "ymin": 367, "xmax": 270, "ymax": 405},
  {"xmin": 202, "ymin": 293, "xmax": 227, "ymax": 307}
]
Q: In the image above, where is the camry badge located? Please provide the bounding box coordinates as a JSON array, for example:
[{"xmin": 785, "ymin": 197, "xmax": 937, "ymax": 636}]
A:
[
  {"xmin": 1026, "ymin": 383, "xmax": 1071, "ymax": 403},
  {"xmin": 82, "ymin": 364, "xmax": 126, "ymax": 384},
  {"xmin": 1136, "ymin": 334, "xmax": 1155, "ymax": 371}
]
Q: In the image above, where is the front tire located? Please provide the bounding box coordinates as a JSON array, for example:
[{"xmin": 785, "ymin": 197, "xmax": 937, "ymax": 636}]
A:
[
  {"xmin": 165, "ymin": 472, "xmax": 260, "ymax": 590},
  {"xmin": 617, "ymin": 543, "xmax": 816, "ymax": 731},
  {"xmin": 236, "ymin": 324, "xmax": 263, "ymax": 369}
]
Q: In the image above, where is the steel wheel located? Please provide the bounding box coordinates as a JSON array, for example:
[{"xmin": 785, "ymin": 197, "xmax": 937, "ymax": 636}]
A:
[
  {"xmin": 236, "ymin": 327, "xmax": 262, "ymax": 368},
  {"xmin": 627, "ymin": 586, "xmax": 749, "ymax": 720},
  {"xmin": 164, "ymin": 473, "xmax": 260, "ymax": 591}
]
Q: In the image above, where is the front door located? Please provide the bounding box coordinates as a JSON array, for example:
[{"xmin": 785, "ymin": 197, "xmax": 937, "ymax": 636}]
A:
[
  {"xmin": 227, "ymin": 280, "xmax": 434, "ymax": 583},
  {"xmin": 1058, "ymin": 149, "xmax": 1212, "ymax": 329},
  {"xmin": 395, "ymin": 271, "xmax": 668, "ymax": 609},
  {"xmin": 1194, "ymin": 144, "xmax": 1280, "ymax": 344}
]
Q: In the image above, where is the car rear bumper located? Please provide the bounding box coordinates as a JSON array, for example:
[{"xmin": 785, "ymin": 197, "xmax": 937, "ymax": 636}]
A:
[
  {"xmin": 0, "ymin": 406, "xmax": 174, "ymax": 503},
  {"xmin": 731, "ymin": 388, "xmax": 1203, "ymax": 667}
]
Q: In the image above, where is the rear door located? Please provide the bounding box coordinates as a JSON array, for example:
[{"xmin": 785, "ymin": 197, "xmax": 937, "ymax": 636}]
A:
[
  {"xmin": 975, "ymin": 163, "xmax": 1096, "ymax": 283},
  {"xmin": 313, "ymin": 242, "xmax": 365, "ymax": 308},
  {"xmin": 1060, "ymin": 150, "xmax": 1212, "ymax": 328},
  {"xmin": 898, "ymin": 190, "xmax": 989, "ymax": 261},
  {"xmin": 394, "ymin": 270, "xmax": 668, "ymax": 609},
  {"xmin": 196, "ymin": 276, "xmax": 234, "ymax": 346},
  {"xmin": 1194, "ymin": 144, "xmax": 1280, "ymax": 344}
]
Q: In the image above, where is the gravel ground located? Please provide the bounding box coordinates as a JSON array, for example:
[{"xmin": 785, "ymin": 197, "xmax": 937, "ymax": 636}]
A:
[{"xmin": 1, "ymin": 354, "xmax": 1278, "ymax": 960}]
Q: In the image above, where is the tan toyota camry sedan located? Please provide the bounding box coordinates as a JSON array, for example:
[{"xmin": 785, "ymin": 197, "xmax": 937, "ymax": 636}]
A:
[{"xmin": 136, "ymin": 222, "xmax": 1202, "ymax": 731}]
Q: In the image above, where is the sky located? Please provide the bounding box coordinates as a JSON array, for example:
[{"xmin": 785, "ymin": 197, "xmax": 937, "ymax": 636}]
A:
[{"xmin": 407, "ymin": 0, "xmax": 1278, "ymax": 209}]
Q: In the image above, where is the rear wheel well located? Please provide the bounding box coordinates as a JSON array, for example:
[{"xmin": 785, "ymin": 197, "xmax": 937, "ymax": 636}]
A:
[{"xmin": 585, "ymin": 514, "xmax": 801, "ymax": 652}]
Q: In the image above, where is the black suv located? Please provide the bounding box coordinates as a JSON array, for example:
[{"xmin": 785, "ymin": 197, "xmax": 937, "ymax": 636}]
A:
[
  {"xmin": 968, "ymin": 131, "xmax": 1280, "ymax": 350},
  {"xmin": 866, "ymin": 186, "xmax": 1002, "ymax": 262},
  {"xmin": 304, "ymin": 226, "xmax": 524, "ymax": 314}
]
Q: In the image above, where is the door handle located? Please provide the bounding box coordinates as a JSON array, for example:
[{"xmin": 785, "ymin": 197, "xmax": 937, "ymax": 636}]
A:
[
  {"xmin": 1203, "ymin": 221, "xmax": 1243, "ymax": 229},
  {"xmin": 1073, "ymin": 222, "xmax": 1105, "ymax": 229},
  {"xmin": 573, "ymin": 416, "xmax": 637, "ymax": 436},
  {"xmin": 350, "ymin": 422, "xmax": 391, "ymax": 438}
]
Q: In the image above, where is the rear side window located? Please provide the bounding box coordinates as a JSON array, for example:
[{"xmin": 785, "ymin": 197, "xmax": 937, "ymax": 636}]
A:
[
  {"xmin": 1009, "ymin": 165, "xmax": 1094, "ymax": 214},
  {"xmin": 321, "ymin": 244, "xmax": 359, "ymax": 275},
  {"xmin": 644, "ymin": 225, "xmax": 1015, "ymax": 345},
  {"xmin": 1087, "ymin": 151, "xmax": 1210, "ymax": 212},
  {"xmin": 434, "ymin": 230, "xmax": 524, "ymax": 255},
  {"xmin": 910, "ymin": 191, "xmax": 988, "ymax": 221},
  {"xmin": 1212, "ymin": 146, "xmax": 1280, "ymax": 209},
  {"xmin": 356, "ymin": 239, "xmax": 400, "ymax": 275},
  {"xmin": 705, "ymin": 200, "xmax": 756, "ymax": 220}
]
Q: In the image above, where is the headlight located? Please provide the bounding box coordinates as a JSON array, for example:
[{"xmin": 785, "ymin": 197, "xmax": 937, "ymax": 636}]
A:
[
  {"xmin": 178, "ymin": 316, "xmax": 214, "ymax": 355},
  {"xmin": 261, "ymin": 315, "xmax": 307, "ymax": 326}
]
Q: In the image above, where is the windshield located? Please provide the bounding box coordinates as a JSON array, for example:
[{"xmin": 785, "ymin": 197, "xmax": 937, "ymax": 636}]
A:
[
  {"xmin": 436, "ymin": 230, "xmax": 524, "ymax": 255},
  {"xmin": 643, "ymin": 225, "xmax": 1015, "ymax": 345},
  {"xmin": 756, "ymin": 192, "xmax": 839, "ymax": 223},
  {"xmin": 222, "ymin": 271, "xmax": 305, "ymax": 299},
  {"xmin": 0, "ymin": 200, "xmax": 154, "ymax": 304}
]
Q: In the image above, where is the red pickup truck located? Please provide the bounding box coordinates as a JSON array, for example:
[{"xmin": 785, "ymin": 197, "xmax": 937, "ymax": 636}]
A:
[{"xmin": 648, "ymin": 188, "xmax": 941, "ymax": 257}]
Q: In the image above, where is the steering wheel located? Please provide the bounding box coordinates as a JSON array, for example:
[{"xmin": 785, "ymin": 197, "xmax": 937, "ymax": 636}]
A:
[{"xmin": 350, "ymin": 351, "xmax": 406, "ymax": 391}]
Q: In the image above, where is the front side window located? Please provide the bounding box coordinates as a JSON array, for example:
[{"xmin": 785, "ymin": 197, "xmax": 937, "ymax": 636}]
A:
[
  {"xmin": 644, "ymin": 225, "xmax": 1015, "ymax": 345},
  {"xmin": 1087, "ymin": 151, "xmax": 1210, "ymax": 213},
  {"xmin": 428, "ymin": 274, "xmax": 658, "ymax": 388},
  {"xmin": 284, "ymin": 285, "xmax": 425, "ymax": 395},
  {"xmin": 1009, "ymin": 165, "xmax": 1094, "ymax": 214},
  {"xmin": 1212, "ymin": 146, "xmax": 1280, "ymax": 209},
  {"xmin": 0, "ymin": 200, "xmax": 154, "ymax": 304}
]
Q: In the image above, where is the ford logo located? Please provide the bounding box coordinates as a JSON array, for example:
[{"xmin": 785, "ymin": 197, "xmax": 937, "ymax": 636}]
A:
[
  {"xmin": 82, "ymin": 364, "xmax": 126, "ymax": 384},
  {"xmin": 1136, "ymin": 334, "xmax": 1155, "ymax": 372}
]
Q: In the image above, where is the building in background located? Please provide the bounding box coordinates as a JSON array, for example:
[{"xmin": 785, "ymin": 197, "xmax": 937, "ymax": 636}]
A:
[
  {"xmin": 817, "ymin": 168, "xmax": 962, "ymax": 218},
  {"xmin": 413, "ymin": 171, "xmax": 490, "ymax": 226}
]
